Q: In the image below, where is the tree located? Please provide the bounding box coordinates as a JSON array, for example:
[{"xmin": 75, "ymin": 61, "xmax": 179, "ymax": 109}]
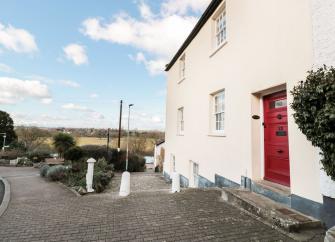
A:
[
  {"xmin": 16, "ymin": 126, "xmax": 50, "ymax": 152},
  {"xmin": 0, "ymin": 110, "xmax": 17, "ymax": 147},
  {"xmin": 291, "ymin": 66, "xmax": 335, "ymax": 181},
  {"xmin": 64, "ymin": 146, "xmax": 84, "ymax": 161},
  {"xmin": 53, "ymin": 133, "xmax": 76, "ymax": 158}
]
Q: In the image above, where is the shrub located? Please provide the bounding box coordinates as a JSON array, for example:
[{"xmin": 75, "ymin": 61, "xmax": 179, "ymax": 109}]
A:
[
  {"xmin": 53, "ymin": 133, "xmax": 76, "ymax": 158},
  {"xmin": 93, "ymin": 171, "xmax": 112, "ymax": 193},
  {"xmin": 65, "ymin": 170, "xmax": 86, "ymax": 187},
  {"xmin": 95, "ymin": 158, "xmax": 108, "ymax": 171},
  {"xmin": 0, "ymin": 149, "xmax": 25, "ymax": 160},
  {"xmin": 16, "ymin": 157, "xmax": 33, "ymax": 167},
  {"xmin": 40, "ymin": 164, "xmax": 50, "ymax": 177},
  {"xmin": 27, "ymin": 151, "xmax": 52, "ymax": 163},
  {"xmin": 47, "ymin": 165, "xmax": 68, "ymax": 181},
  {"xmin": 71, "ymin": 159, "xmax": 86, "ymax": 173},
  {"xmin": 112, "ymin": 152, "xmax": 146, "ymax": 172},
  {"xmin": 291, "ymin": 66, "xmax": 335, "ymax": 180},
  {"xmin": 81, "ymin": 145, "xmax": 112, "ymax": 161},
  {"xmin": 64, "ymin": 146, "xmax": 84, "ymax": 161}
]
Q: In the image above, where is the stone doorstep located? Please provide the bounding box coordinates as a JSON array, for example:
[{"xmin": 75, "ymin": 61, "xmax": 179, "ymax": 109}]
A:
[
  {"xmin": 253, "ymin": 180, "xmax": 291, "ymax": 197},
  {"xmin": 221, "ymin": 187, "xmax": 323, "ymax": 233}
]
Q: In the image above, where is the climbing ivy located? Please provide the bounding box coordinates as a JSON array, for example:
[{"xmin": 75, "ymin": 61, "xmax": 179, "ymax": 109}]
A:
[{"xmin": 291, "ymin": 66, "xmax": 335, "ymax": 181}]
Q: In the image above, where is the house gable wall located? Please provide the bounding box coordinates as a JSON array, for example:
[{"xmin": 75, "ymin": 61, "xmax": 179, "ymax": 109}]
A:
[{"xmin": 165, "ymin": 0, "xmax": 322, "ymax": 203}]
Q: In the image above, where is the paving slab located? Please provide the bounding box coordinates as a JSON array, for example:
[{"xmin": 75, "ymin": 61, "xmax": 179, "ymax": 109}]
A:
[{"xmin": 0, "ymin": 167, "xmax": 302, "ymax": 241}]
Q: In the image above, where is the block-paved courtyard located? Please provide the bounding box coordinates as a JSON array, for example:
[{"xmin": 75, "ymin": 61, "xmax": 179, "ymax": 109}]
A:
[{"xmin": 0, "ymin": 167, "xmax": 298, "ymax": 242}]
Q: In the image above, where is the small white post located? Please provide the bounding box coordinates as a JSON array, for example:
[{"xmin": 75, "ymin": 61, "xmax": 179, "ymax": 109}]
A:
[
  {"xmin": 171, "ymin": 172, "xmax": 180, "ymax": 193},
  {"xmin": 86, "ymin": 158, "xmax": 96, "ymax": 193},
  {"xmin": 119, "ymin": 171, "xmax": 130, "ymax": 197}
]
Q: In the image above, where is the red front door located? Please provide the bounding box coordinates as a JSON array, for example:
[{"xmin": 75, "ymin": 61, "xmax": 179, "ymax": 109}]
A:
[{"xmin": 263, "ymin": 91, "xmax": 290, "ymax": 186}]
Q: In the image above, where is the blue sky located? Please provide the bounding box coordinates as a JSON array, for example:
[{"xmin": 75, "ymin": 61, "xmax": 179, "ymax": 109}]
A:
[{"xmin": 0, "ymin": 0, "xmax": 210, "ymax": 130}]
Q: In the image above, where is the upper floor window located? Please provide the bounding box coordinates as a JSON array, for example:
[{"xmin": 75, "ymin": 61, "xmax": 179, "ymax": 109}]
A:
[
  {"xmin": 215, "ymin": 9, "xmax": 227, "ymax": 48},
  {"xmin": 177, "ymin": 107, "xmax": 184, "ymax": 135},
  {"xmin": 213, "ymin": 91, "xmax": 225, "ymax": 132},
  {"xmin": 179, "ymin": 54, "xmax": 186, "ymax": 81}
]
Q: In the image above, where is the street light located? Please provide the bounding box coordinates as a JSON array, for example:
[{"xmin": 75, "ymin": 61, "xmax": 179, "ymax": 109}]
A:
[
  {"xmin": 126, "ymin": 104, "xmax": 134, "ymax": 171},
  {"xmin": 0, "ymin": 133, "xmax": 6, "ymax": 152},
  {"xmin": 119, "ymin": 103, "xmax": 134, "ymax": 197}
]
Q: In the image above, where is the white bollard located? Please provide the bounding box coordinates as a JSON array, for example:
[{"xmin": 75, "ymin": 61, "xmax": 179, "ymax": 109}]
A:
[
  {"xmin": 119, "ymin": 171, "xmax": 130, "ymax": 197},
  {"xmin": 86, "ymin": 158, "xmax": 96, "ymax": 193},
  {"xmin": 325, "ymin": 226, "xmax": 335, "ymax": 242},
  {"xmin": 171, "ymin": 172, "xmax": 180, "ymax": 193}
]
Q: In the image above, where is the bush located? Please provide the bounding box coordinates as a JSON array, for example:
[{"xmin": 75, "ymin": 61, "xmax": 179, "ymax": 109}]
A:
[
  {"xmin": 64, "ymin": 146, "xmax": 84, "ymax": 161},
  {"xmin": 27, "ymin": 151, "xmax": 52, "ymax": 163},
  {"xmin": 47, "ymin": 165, "xmax": 68, "ymax": 181},
  {"xmin": 112, "ymin": 152, "xmax": 146, "ymax": 172},
  {"xmin": 65, "ymin": 170, "xmax": 86, "ymax": 187},
  {"xmin": 291, "ymin": 66, "xmax": 335, "ymax": 180},
  {"xmin": 71, "ymin": 159, "xmax": 86, "ymax": 173},
  {"xmin": 16, "ymin": 157, "xmax": 33, "ymax": 167},
  {"xmin": 81, "ymin": 145, "xmax": 112, "ymax": 161},
  {"xmin": 40, "ymin": 164, "xmax": 50, "ymax": 177},
  {"xmin": 93, "ymin": 171, "xmax": 113, "ymax": 193},
  {"xmin": 0, "ymin": 149, "xmax": 25, "ymax": 160}
]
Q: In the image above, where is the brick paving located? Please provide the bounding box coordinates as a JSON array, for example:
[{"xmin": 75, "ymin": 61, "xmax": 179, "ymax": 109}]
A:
[
  {"xmin": 108, "ymin": 171, "xmax": 171, "ymax": 194},
  {"xmin": 0, "ymin": 167, "xmax": 297, "ymax": 241}
]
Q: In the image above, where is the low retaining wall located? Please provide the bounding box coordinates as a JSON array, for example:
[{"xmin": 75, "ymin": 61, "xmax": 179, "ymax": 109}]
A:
[{"xmin": 0, "ymin": 176, "xmax": 10, "ymax": 217}]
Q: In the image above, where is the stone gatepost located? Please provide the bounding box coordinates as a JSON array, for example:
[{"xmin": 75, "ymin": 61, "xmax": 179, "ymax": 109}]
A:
[{"xmin": 86, "ymin": 158, "xmax": 96, "ymax": 193}]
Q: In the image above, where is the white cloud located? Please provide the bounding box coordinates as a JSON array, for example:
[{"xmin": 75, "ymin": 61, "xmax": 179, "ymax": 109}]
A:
[
  {"xmin": 0, "ymin": 22, "xmax": 38, "ymax": 53},
  {"xmin": 151, "ymin": 115, "xmax": 162, "ymax": 123},
  {"xmin": 81, "ymin": 0, "xmax": 211, "ymax": 75},
  {"xmin": 41, "ymin": 98, "xmax": 53, "ymax": 104},
  {"xmin": 161, "ymin": 0, "xmax": 211, "ymax": 16},
  {"xmin": 0, "ymin": 63, "xmax": 13, "ymax": 73},
  {"xmin": 63, "ymin": 44, "xmax": 88, "ymax": 65},
  {"xmin": 130, "ymin": 52, "xmax": 166, "ymax": 75},
  {"xmin": 139, "ymin": 1, "xmax": 154, "ymax": 19},
  {"xmin": 90, "ymin": 112, "xmax": 105, "ymax": 120},
  {"xmin": 60, "ymin": 80, "xmax": 80, "ymax": 88},
  {"xmin": 0, "ymin": 77, "xmax": 51, "ymax": 104},
  {"xmin": 62, "ymin": 103, "xmax": 90, "ymax": 112},
  {"xmin": 61, "ymin": 103, "xmax": 105, "ymax": 122},
  {"xmin": 90, "ymin": 93, "xmax": 99, "ymax": 98}
]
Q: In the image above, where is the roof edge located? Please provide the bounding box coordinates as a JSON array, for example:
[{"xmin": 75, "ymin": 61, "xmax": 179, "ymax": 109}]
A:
[{"xmin": 165, "ymin": 0, "xmax": 222, "ymax": 72}]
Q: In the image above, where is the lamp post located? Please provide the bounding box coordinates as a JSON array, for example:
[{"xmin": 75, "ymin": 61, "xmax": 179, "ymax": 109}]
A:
[
  {"xmin": 119, "ymin": 103, "xmax": 134, "ymax": 197},
  {"xmin": 126, "ymin": 104, "xmax": 134, "ymax": 171},
  {"xmin": 0, "ymin": 133, "xmax": 6, "ymax": 152},
  {"xmin": 117, "ymin": 100, "xmax": 123, "ymax": 152}
]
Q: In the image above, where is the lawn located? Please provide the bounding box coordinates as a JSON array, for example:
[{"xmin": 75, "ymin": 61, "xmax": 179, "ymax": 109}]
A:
[{"xmin": 46, "ymin": 137, "xmax": 155, "ymax": 155}]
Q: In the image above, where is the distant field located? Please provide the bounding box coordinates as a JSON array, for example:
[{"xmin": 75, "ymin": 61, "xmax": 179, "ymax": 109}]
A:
[{"xmin": 46, "ymin": 136, "xmax": 155, "ymax": 154}]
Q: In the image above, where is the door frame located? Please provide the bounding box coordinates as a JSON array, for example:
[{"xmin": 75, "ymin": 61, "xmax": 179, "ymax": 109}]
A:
[{"xmin": 262, "ymin": 90, "xmax": 291, "ymax": 186}]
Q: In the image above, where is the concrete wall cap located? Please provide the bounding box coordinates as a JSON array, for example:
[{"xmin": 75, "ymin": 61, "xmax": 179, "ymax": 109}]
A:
[{"xmin": 87, "ymin": 158, "xmax": 97, "ymax": 163}]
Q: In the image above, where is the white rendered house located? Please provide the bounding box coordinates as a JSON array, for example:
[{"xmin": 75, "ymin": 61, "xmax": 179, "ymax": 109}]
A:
[{"xmin": 164, "ymin": 0, "xmax": 335, "ymax": 228}]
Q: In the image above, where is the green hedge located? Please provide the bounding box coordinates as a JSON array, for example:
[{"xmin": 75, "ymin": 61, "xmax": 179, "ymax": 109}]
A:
[{"xmin": 291, "ymin": 66, "xmax": 335, "ymax": 180}]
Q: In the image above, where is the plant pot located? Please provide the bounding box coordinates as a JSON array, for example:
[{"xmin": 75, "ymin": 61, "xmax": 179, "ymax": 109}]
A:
[{"xmin": 320, "ymin": 169, "xmax": 335, "ymax": 199}]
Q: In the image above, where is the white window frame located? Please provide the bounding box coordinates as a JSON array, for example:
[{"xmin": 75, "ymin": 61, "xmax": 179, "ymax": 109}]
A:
[
  {"xmin": 177, "ymin": 107, "xmax": 184, "ymax": 135},
  {"xmin": 210, "ymin": 2, "xmax": 227, "ymax": 56},
  {"xmin": 215, "ymin": 10, "xmax": 227, "ymax": 48},
  {"xmin": 211, "ymin": 90, "xmax": 225, "ymax": 134},
  {"xmin": 179, "ymin": 54, "xmax": 186, "ymax": 82}
]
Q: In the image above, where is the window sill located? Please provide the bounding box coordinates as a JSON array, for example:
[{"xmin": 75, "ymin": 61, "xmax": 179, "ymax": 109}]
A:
[
  {"xmin": 208, "ymin": 132, "xmax": 226, "ymax": 137},
  {"xmin": 178, "ymin": 77, "xmax": 186, "ymax": 84},
  {"xmin": 209, "ymin": 40, "xmax": 227, "ymax": 58}
]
